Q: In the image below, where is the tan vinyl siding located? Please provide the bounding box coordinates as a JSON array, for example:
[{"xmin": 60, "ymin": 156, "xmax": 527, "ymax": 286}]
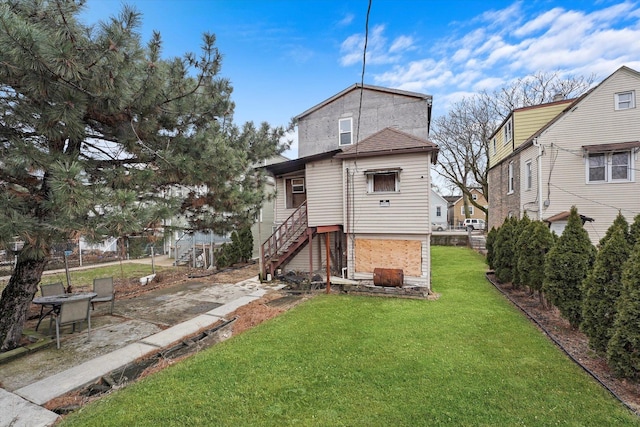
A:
[
  {"xmin": 342, "ymin": 153, "xmax": 431, "ymax": 235},
  {"xmin": 274, "ymin": 174, "xmax": 304, "ymax": 224},
  {"xmin": 490, "ymin": 119, "xmax": 511, "ymax": 168},
  {"xmin": 531, "ymin": 69, "xmax": 640, "ymax": 244},
  {"xmin": 306, "ymin": 158, "xmax": 344, "ymax": 226}
]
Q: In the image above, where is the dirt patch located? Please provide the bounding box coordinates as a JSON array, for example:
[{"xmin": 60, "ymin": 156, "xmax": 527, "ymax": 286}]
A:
[{"xmin": 487, "ymin": 272, "xmax": 640, "ymax": 415}]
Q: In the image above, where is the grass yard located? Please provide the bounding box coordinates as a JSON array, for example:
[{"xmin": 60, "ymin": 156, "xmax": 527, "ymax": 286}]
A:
[
  {"xmin": 38, "ymin": 263, "xmax": 162, "ymax": 289},
  {"xmin": 61, "ymin": 247, "xmax": 640, "ymax": 426}
]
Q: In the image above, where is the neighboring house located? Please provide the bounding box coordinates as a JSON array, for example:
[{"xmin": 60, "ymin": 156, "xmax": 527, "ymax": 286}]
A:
[
  {"xmin": 489, "ymin": 66, "xmax": 640, "ymax": 244},
  {"xmin": 450, "ymin": 188, "xmax": 488, "ymax": 228},
  {"xmin": 262, "ymin": 84, "xmax": 437, "ymax": 287},
  {"xmin": 443, "ymin": 195, "xmax": 460, "ymax": 228},
  {"xmin": 431, "ymin": 189, "xmax": 448, "ymax": 230},
  {"xmin": 251, "ymin": 154, "xmax": 289, "ymax": 259},
  {"xmin": 487, "ymin": 97, "xmax": 574, "ymax": 230}
]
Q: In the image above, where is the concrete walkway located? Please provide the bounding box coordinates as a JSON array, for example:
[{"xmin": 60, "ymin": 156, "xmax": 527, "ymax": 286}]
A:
[{"xmin": 0, "ymin": 267, "xmax": 280, "ymax": 427}]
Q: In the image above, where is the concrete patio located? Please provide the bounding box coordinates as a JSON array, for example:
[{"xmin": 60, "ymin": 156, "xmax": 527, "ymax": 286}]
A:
[{"xmin": 0, "ymin": 258, "xmax": 283, "ymax": 426}]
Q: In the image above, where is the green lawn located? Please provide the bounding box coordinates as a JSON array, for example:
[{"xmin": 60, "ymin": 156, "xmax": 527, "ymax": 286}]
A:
[
  {"xmin": 61, "ymin": 247, "xmax": 639, "ymax": 426},
  {"xmin": 39, "ymin": 263, "xmax": 163, "ymax": 289}
]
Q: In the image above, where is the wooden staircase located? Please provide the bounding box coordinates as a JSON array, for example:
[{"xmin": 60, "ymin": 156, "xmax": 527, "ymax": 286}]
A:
[{"xmin": 261, "ymin": 201, "xmax": 316, "ymax": 279}]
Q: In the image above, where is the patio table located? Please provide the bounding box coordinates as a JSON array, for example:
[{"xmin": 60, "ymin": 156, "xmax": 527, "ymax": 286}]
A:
[{"xmin": 32, "ymin": 292, "xmax": 97, "ymax": 332}]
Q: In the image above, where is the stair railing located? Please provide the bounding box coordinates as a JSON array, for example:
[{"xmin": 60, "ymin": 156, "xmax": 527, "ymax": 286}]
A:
[{"xmin": 261, "ymin": 201, "xmax": 308, "ymax": 270}]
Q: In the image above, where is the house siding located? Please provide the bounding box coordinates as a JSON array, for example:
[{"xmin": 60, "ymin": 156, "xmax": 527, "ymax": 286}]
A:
[
  {"xmin": 281, "ymin": 232, "xmax": 343, "ymax": 274},
  {"xmin": 305, "ymin": 158, "xmax": 344, "ymax": 226},
  {"xmin": 513, "ymin": 67, "xmax": 640, "ymax": 244},
  {"xmin": 274, "ymin": 173, "xmax": 304, "ymax": 224},
  {"xmin": 298, "ymin": 89, "xmax": 430, "ymax": 158},
  {"xmin": 451, "ymin": 188, "xmax": 488, "ymax": 227},
  {"xmin": 341, "ymin": 153, "xmax": 432, "ymax": 235}
]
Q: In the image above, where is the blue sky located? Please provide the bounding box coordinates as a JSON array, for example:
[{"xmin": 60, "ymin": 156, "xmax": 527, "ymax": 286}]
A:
[{"xmin": 80, "ymin": 0, "xmax": 640, "ymax": 158}]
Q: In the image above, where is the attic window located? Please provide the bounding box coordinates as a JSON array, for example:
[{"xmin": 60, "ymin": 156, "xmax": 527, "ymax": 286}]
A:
[
  {"xmin": 503, "ymin": 118, "xmax": 513, "ymax": 145},
  {"xmin": 615, "ymin": 91, "xmax": 635, "ymax": 110}
]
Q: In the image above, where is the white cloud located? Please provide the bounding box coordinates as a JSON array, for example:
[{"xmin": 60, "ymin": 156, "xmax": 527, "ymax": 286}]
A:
[
  {"xmin": 514, "ymin": 8, "xmax": 564, "ymax": 37},
  {"xmin": 338, "ymin": 13, "xmax": 354, "ymax": 27},
  {"xmin": 389, "ymin": 35, "xmax": 414, "ymax": 53}
]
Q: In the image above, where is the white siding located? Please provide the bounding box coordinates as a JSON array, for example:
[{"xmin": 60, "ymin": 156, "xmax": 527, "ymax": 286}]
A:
[
  {"xmin": 527, "ymin": 68, "xmax": 640, "ymax": 244},
  {"xmin": 306, "ymin": 158, "xmax": 344, "ymax": 226},
  {"xmin": 342, "ymin": 153, "xmax": 432, "ymax": 235}
]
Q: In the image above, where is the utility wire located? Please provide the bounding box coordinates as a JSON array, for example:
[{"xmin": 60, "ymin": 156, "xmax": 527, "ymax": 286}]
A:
[{"xmin": 354, "ymin": 0, "xmax": 372, "ymax": 168}]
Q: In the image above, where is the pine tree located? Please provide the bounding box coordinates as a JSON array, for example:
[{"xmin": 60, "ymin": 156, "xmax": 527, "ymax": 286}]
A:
[
  {"xmin": 599, "ymin": 211, "xmax": 629, "ymax": 248},
  {"xmin": 0, "ymin": 2, "xmax": 286, "ymax": 350},
  {"xmin": 494, "ymin": 216, "xmax": 517, "ymax": 284},
  {"xmin": 629, "ymin": 214, "xmax": 640, "ymax": 248},
  {"xmin": 543, "ymin": 207, "xmax": 595, "ymax": 328},
  {"xmin": 581, "ymin": 226, "xmax": 630, "ymax": 354},
  {"xmin": 518, "ymin": 221, "xmax": 554, "ymax": 301},
  {"xmin": 512, "ymin": 213, "xmax": 530, "ymax": 288},
  {"xmin": 486, "ymin": 226, "xmax": 498, "ymax": 270},
  {"xmin": 607, "ymin": 241, "xmax": 640, "ymax": 379}
]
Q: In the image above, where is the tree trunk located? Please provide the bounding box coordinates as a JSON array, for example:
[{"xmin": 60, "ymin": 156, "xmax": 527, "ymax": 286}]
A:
[{"xmin": 0, "ymin": 256, "xmax": 47, "ymax": 351}]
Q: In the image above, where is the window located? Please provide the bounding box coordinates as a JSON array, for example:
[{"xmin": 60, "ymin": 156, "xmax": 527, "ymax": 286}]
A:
[
  {"xmin": 472, "ymin": 193, "xmax": 478, "ymax": 201},
  {"xmin": 291, "ymin": 178, "xmax": 305, "ymax": 193},
  {"xmin": 285, "ymin": 177, "xmax": 306, "ymax": 209},
  {"xmin": 587, "ymin": 151, "xmax": 631, "ymax": 183},
  {"xmin": 615, "ymin": 91, "xmax": 635, "ymax": 110},
  {"xmin": 492, "ymin": 138, "xmax": 497, "ymax": 155},
  {"xmin": 366, "ymin": 171, "xmax": 399, "ymax": 193},
  {"xmin": 503, "ymin": 118, "xmax": 513, "ymax": 145},
  {"xmin": 461, "ymin": 205, "xmax": 474, "ymax": 216},
  {"xmin": 436, "ymin": 206, "xmax": 442, "ymax": 217},
  {"xmin": 525, "ymin": 160, "xmax": 532, "ymax": 190},
  {"xmin": 508, "ymin": 161, "xmax": 514, "ymax": 194},
  {"xmin": 339, "ymin": 118, "xmax": 353, "ymax": 146}
]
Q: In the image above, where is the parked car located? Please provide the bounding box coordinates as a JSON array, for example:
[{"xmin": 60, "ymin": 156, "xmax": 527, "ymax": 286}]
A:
[
  {"xmin": 431, "ymin": 223, "xmax": 445, "ymax": 231},
  {"xmin": 463, "ymin": 218, "xmax": 485, "ymax": 231}
]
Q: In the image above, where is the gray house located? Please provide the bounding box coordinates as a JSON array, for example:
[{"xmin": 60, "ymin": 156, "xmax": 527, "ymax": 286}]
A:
[{"xmin": 261, "ymin": 84, "xmax": 437, "ymax": 287}]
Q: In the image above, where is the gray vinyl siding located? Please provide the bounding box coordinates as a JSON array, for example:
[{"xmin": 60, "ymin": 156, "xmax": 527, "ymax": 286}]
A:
[
  {"xmin": 251, "ymin": 178, "xmax": 276, "ymax": 258},
  {"xmin": 342, "ymin": 153, "xmax": 432, "ymax": 235},
  {"xmin": 298, "ymin": 89, "xmax": 430, "ymax": 158},
  {"xmin": 306, "ymin": 158, "xmax": 344, "ymax": 226},
  {"xmin": 525, "ymin": 68, "xmax": 640, "ymax": 244},
  {"xmin": 274, "ymin": 175, "xmax": 302, "ymax": 224}
]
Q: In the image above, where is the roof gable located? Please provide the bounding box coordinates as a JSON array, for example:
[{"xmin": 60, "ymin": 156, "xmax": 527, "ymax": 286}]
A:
[
  {"xmin": 295, "ymin": 83, "xmax": 432, "ymax": 120},
  {"xmin": 334, "ymin": 127, "xmax": 438, "ymax": 163}
]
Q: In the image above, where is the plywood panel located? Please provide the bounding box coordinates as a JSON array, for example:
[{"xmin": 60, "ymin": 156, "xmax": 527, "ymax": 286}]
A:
[{"xmin": 355, "ymin": 239, "xmax": 421, "ymax": 276}]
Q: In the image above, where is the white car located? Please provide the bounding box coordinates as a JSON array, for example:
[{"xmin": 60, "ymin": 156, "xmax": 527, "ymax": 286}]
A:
[{"xmin": 463, "ymin": 218, "xmax": 485, "ymax": 231}]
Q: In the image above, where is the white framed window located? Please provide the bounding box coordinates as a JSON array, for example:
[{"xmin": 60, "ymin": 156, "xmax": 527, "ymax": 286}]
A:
[
  {"xmin": 525, "ymin": 160, "xmax": 532, "ymax": 191},
  {"xmin": 366, "ymin": 171, "xmax": 399, "ymax": 193},
  {"xmin": 291, "ymin": 178, "xmax": 305, "ymax": 193},
  {"xmin": 615, "ymin": 91, "xmax": 635, "ymax": 110},
  {"xmin": 461, "ymin": 205, "xmax": 474, "ymax": 216},
  {"xmin": 508, "ymin": 161, "xmax": 514, "ymax": 194},
  {"xmin": 587, "ymin": 151, "xmax": 632, "ymax": 183},
  {"xmin": 503, "ymin": 118, "xmax": 513, "ymax": 145},
  {"xmin": 339, "ymin": 117, "xmax": 353, "ymax": 146},
  {"xmin": 436, "ymin": 206, "xmax": 442, "ymax": 217},
  {"xmin": 472, "ymin": 193, "xmax": 478, "ymax": 201},
  {"xmin": 492, "ymin": 138, "xmax": 497, "ymax": 155}
]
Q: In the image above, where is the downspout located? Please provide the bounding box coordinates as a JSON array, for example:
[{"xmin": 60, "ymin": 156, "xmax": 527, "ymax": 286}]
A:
[{"xmin": 533, "ymin": 138, "xmax": 543, "ymax": 220}]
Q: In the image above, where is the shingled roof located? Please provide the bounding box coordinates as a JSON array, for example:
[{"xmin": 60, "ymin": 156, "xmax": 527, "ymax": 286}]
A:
[{"xmin": 335, "ymin": 127, "xmax": 438, "ymax": 164}]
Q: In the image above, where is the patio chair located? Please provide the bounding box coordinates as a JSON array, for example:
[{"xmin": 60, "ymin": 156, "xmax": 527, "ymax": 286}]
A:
[
  {"xmin": 92, "ymin": 277, "xmax": 115, "ymax": 314},
  {"xmin": 36, "ymin": 282, "xmax": 66, "ymax": 331},
  {"xmin": 54, "ymin": 297, "xmax": 91, "ymax": 349}
]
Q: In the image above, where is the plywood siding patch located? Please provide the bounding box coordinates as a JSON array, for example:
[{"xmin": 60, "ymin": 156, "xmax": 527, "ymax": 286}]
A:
[{"xmin": 355, "ymin": 239, "xmax": 421, "ymax": 276}]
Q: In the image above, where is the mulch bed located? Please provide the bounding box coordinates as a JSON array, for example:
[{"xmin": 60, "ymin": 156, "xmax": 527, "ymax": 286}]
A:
[{"xmin": 487, "ymin": 272, "xmax": 640, "ymax": 415}]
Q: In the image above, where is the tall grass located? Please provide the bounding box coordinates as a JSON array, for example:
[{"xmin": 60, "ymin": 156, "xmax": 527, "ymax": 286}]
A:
[{"xmin": 61, "ymin": 247, "xmax": 639, "ymax": 426}]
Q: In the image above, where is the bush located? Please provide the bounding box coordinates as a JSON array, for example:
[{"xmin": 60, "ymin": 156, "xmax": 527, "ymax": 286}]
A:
[
  {"xmin": 486, "ymin": 227, "xmax": 498, "ymax": 270},
  {"xmin": 215, "ymin": 226, "xmax": 253, "ymax": 269},
  {"xmin": 599, "ymin": 211, "xmax": 629, "ymax": 248},
  {"xmin": 543, "ymin": 206, "xmax": 595, "ymax": 328},
  {"xmin": 629, "ymin": 213, "xmax": 640, "ymax": 248},
  {"xmin": 512, "ymin": 213, "xmax": 530, "ymax": 288},
  {"xmin": 581, "ymin": 226, "xmax": 630, "ymax": 354},
  {"xmin": 607, "ymin": 241, "xmax": 640, "ymax": 379},
  {"xmin": 494, "ymin": 216, "xmax": 517, "ymax": 284},
  {"xmin": 517, "ymin": 221, "xmax": 554, "ymax": 300}
]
